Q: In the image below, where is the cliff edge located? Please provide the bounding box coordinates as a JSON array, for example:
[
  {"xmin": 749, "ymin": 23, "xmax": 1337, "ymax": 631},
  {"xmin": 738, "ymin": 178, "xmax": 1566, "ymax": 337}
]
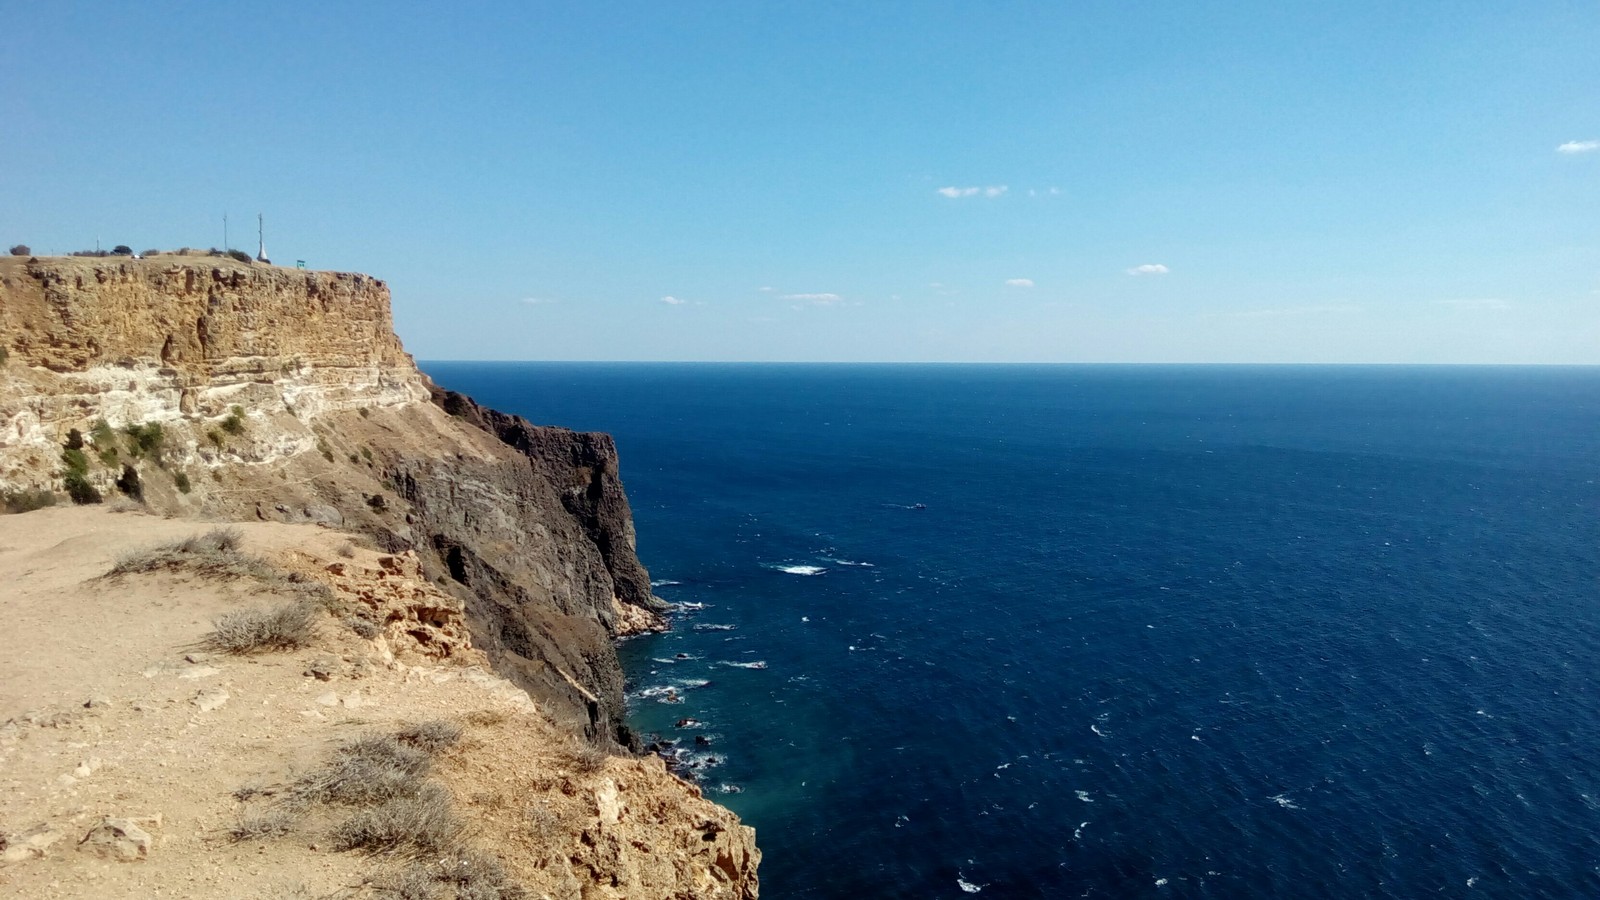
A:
[{"xmin": 0, "ymin": 255, "xmax": 756, "ymax": 897}]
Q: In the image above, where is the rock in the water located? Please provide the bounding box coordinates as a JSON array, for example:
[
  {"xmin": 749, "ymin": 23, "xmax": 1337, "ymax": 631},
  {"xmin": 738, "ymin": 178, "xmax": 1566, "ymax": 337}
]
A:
[{"xmin": 77, "ymin": 818, "xmax": 152, "ymax": 861}]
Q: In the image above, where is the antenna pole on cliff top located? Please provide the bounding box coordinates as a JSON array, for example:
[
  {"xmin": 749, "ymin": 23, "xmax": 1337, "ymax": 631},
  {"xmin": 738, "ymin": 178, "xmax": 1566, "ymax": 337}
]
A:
[
  {"xmin": 224, "ymin": 212, "xmax": 229, "ymax": 252},
  {"xmin": 256, "ymin": 213, "xmax": 267, "ymax": 263}
]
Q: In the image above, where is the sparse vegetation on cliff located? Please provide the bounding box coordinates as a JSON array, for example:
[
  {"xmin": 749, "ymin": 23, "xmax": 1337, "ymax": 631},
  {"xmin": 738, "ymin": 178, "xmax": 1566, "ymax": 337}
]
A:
[
  {"xmin": 8, "ymin": 243, "xmax": 30, "ymax": 256},
  {"xmin": 115, "ymin": 463, "xmax": 144, "ymax": 501},
  {"xmin": 60, "ymin": 432, "xmax": 102, "ymax": 505},
  {"xmin": 123, "ymin": 421, "xmax": 166, "ymax": 463},
  {"xmin": 206, "ymin": 599, "xmax": 319, "ymax": 654},
  {"xmin": 1, "ymin": 487, "xmax": 56, "ymax": 514}
]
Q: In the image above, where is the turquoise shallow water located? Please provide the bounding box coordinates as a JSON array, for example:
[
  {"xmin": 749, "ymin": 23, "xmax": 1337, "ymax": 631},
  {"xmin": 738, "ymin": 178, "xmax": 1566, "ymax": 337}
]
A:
[{"xmin": 424, "ymin": 363, "xmax": 1600, "ymax": 899}]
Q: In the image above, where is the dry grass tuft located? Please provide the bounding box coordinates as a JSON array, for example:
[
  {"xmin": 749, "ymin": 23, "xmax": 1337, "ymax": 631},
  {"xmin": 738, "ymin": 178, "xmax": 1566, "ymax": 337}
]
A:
[
  {"xmin": 346, "ymin": 615, "xmax": 382, "ymax": 640},
  {"xmin": 108, "ymin": 528, "xmax": 337, "ymax": 614},
  {"xmin": 397, "ymin": 720, "xmax": 463, "ymax": 755},
  {"xmin": 294, "ymin": 733, "xmax": 432, "ymax": 806},
  {"xmin": 228, "ymin": 808, "xmax": 297, "ymax": 842},
  {"xmin": 205, "ymin": 600, "xmax": 319, "ymax": 654},
  {"xmin": 569, "ymin": 744, "xmax": 608, "ymax": 775},
  {"xmin": 464, "ymin": 709, "xmax": 510, "ymax": 728},
  {"xmin": 331, "ymin": 782, "xmax": 461, "ymax": 855},
  {"xmin": 380, "ymin": 850, "xmax": 527, "ymax": 899}
]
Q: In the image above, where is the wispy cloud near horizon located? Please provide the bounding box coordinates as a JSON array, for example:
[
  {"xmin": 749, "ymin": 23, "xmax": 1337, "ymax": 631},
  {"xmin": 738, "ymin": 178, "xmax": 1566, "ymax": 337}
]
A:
[
  {"xmin": 1126, "ymin": 264, "xmax": 1169, "ymax": 276},
  {"xmin": 1004, "ymin": 278, "xmax": 1034, "ymax": 288},
  {"xmin": 937, "ymin": 185, "xmax": 1008, "ymax": 198},
  {"xmin": 1557, "ymin": 140, "xmax": 1599, "ymax": 154},
  {"xmin": 782, "ymin": 292, "xmax": 843, "ymax": 305},
  {"xmin": 660, "ymin": 295, "xmax": 687, "ymax": 305},
  {"xmin": 1434, "ymin": 298, "xmax": 1510, "ymax": 310},
  {"xmin": 1221, "ymin": 303, "xmax": 1362, "ymax": 319},
  {"xmin": 520, "ymin": 296, "xmax": 557, "ymax": 305}
]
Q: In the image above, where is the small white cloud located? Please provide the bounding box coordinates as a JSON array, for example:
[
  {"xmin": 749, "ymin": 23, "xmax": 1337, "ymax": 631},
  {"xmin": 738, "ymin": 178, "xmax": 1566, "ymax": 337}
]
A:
[
  {"xmin": 782, "ymin": 292, "xmax": 843, "ymax": 305},
  {"xmin": 1434, "ymin": 298, "xmax": 1510, "ymax": 310},
  {"xmin": 1126, "ymin": 264, "xmax": 1170, "ymax": 276},
  {"xmin": 660, "ymin": 295, "xmax": 687, "ymax": 305},
  {"xmin": 520, "ymin": 297, "xmax": 557, "ymax": 305},
  {"xmin": 1004, "ymin": 278, "xmax": 1034, "ymax": 288},
  {"xmin": 758, "ymin": 286, "xmax": 774, "ymax": 292},
  {"xmin": 1225, "ymin": 304, "xmax": 1361, "ymax": 319},
  {"xmin": 936, "ymin": 185, "xmax": 1007, "ymax": 198},
  {"xmin": 1557, "ymin": 140, "xmax": 1599, "ymax": 154}
]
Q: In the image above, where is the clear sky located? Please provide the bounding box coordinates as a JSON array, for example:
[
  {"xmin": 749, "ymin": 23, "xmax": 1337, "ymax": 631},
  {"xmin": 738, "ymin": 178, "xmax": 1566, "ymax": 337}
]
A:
[{"xmin": 3, "ymin": 2, "xmax": 1596, "ymax": 363}]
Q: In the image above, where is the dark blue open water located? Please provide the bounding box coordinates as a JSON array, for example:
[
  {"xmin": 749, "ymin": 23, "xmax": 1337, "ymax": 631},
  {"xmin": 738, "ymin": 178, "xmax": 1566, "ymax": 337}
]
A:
[{"xmin": 422, "ymin": 363, "xmax": 1599, "ymax": 899}]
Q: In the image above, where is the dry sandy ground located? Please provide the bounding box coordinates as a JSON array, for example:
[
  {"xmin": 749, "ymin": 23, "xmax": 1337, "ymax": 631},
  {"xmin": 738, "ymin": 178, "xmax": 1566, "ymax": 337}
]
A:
[
  {"xmin": 0, "ymin": 505, "xmax": 758, "ymax": 900},
  {"xmin": 0, "ymin": 505, "xmax": 528, "ymax": 898}
]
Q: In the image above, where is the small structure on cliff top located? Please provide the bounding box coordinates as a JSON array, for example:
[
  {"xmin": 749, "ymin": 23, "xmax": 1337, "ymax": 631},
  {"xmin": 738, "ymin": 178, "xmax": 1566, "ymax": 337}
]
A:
[{"xmin": 255, "ymin": 213, "xmax": 270, "ymax": 264}]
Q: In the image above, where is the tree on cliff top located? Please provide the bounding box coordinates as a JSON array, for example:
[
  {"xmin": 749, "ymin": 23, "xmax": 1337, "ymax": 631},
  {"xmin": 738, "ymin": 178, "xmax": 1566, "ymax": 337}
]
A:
[{"xmin": 8, "ymin": 244, "xmax": 30, "ymax": 256}]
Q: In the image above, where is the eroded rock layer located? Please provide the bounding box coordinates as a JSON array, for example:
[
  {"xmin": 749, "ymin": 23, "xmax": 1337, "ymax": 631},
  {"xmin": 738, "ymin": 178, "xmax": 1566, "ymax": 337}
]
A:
[{"xmin": 0, "ymin": 255, "xmax": 669, "ymax": 745}]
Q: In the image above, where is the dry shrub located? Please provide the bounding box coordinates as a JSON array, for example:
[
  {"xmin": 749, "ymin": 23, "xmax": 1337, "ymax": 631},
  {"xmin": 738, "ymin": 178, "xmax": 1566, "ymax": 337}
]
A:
[
  {"xmin": 381, "ymin": 850, "xmax": 527, "ymax": 900},
  {"xmin": 206, "ymin": 600, "xmax": 319, "ymax": 654},
  {"xmin": 397, "ymin": 720, "xmax": 463, "ymax": 755},
  {"xmin": 108, "ymin": 528, "xmax": 336, "ymax": 610},
  {"xmin": 295, "ymin": 733, "xmax": 432, "ymax": 806},
  {"xmin": 346, "ymin": 615, "xmax": 382, "ymax": 639},
  {"xmin": 107, "ymin": 527, "xmax": 273, "ymax": 579},
  {"xmin": 229, "ymin": 808, "xmax": 296, "ymax": 842},
  {"xmin": 570, "ymin": 744, "xmax": 608, "ymax": 775},
  {"xmin": 331, "ymin": 782, "xmax": 461, "ymax": 854},
  {"xmin": 464, "ymin": 709, "xmax": 509, "ymax": 728}
]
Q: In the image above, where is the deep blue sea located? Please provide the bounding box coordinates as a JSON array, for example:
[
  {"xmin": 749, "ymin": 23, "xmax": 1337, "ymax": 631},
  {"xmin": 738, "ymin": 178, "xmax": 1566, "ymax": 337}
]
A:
[{"xmin": 422, "ymin": 363, "xmax": 1599, "ymax": 899}]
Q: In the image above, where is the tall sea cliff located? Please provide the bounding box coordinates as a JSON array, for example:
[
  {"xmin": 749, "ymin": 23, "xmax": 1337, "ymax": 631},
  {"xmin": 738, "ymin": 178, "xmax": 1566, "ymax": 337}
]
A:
[{"xmin": 0, "ymin": 254, "xmax": 757, "ymax": 897}]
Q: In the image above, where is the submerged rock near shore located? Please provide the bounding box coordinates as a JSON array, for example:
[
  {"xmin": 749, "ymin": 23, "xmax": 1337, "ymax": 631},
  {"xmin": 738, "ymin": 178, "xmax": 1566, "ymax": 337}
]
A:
[{"xmin": 0, "ymin": 254, "xmax": 757, "ymax": 897}]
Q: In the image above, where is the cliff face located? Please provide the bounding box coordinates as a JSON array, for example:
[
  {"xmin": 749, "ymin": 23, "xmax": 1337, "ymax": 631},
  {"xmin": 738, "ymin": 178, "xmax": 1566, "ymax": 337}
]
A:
[
  {"xmin": 0, "ymin": 255, "xmax": 665, "ymax": 742},
  {"xmin": 0, "ymin": 254, "xmax": 756, "ymax": 894}
]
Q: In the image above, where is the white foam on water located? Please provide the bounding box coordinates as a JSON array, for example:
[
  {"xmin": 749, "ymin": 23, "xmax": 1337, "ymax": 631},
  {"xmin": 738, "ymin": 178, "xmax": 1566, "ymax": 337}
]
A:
[
  {"xmin": 1269, "ymin": 793, "xmax": 1301, "ymax": 810},
  {"xmin": 1090, "ymin": 724, "xmax": 1109, "ymax": 737},
  {"xmin": 772, "ymin": 564, "xmax": 828, "ymax": 576},
  {"xmin": 717, "ymin": 660, "xmax": 768, "ymax": 669},
  {"xmin": 636, "ymin": 685, "xmax": 686, "ymax": 704},
  {"xmin": 826, "ymin": 557, "xmax": 876, "ymax": 567},
  {"xmin": 651, "ymin": 579, "xmax": 683, "ymax": 587},
  {"xmin": 693, "ymin": 623, "xmax": 738, "ymax": 631},
  {"xmin": 957, "ymin": 874, "xmax": 983, "ymax": 893},
  {"xmin": 1075, "ymin": 790, "xmax": 1094, "ymax": 803},
  {"xmin": 675, "ymin": 601, "xmax": 708, "ymax": 610},
  {"xmin": 1155, "ymin": 877, "xmax": 1169, "ymax": 887}
]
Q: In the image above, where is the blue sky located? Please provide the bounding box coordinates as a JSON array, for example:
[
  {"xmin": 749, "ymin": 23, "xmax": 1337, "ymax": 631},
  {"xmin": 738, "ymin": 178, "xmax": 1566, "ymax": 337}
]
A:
[{"xmin": 3, "ymin": 1, "xmax": 1596, "ymax": 362}]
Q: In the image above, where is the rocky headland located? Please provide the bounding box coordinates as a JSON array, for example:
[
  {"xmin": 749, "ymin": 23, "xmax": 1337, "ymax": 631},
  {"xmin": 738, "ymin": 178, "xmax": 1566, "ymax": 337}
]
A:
[{"xmin": 0, "ymin": 254, "xmax": 758, "ymax": 897}]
